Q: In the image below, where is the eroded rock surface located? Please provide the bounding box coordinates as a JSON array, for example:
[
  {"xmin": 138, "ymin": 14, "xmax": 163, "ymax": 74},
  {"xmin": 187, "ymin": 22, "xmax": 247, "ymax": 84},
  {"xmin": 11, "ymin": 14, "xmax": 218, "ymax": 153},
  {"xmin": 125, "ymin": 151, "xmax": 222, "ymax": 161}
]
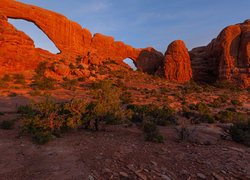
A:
[
  {"xmin": 0, "ymin": 0, "xmax": 163, "ymax": 74},
  {"xmin": 164, "ymin": 40, "xmax": 192, "ymax": 83},
  {"xmin": 190, "ymin": 20, "xmax": 250, "ymax": 88}
]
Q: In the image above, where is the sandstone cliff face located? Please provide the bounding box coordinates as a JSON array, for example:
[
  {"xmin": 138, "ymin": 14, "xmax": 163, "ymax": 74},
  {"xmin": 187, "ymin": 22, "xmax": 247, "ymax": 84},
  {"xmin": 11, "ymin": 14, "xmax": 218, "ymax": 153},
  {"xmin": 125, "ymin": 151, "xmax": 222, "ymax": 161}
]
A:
[
  {"xmin": 164, "ymin": 40, "xmax": 192, "ymax": 83},
  {"xmin": 0, "ymin": 13, "xmax": 56, "ymax": 74},
  {"xmin": 190, "ymin": 20, "xmax": 250, "ymax": 88},
  {"xmin": 0, "ymin": 0, "xmax": 164, "ymax": 74}
]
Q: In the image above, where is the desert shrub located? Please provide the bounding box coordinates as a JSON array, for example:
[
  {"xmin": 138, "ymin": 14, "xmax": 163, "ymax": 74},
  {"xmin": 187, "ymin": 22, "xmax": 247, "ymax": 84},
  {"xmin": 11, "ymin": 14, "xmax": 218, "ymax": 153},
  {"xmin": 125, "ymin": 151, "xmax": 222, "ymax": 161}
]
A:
[
  {"xmin": 85, "ymin": 80, "xmax": 131, "ymax": 130},
  {"xmin": 78, "ymin": 77, "xmax": 86, "ymax": 82},
  {"xmin": 33, "ymin": 76, "xmax": 56, "ymax": 90},
  {"xmin": 29, "ymin": 89, "xmax": 42, "ymax": 96},
  {"xmin": 128, "ymin": 104, "xmax": 176, "ymax": 126},
  {"xmin": 231, "ymin": 99, "xmax": 243, "ymax": 106},
  {"xmin": 20, "ymin": 98, "xmax": 87, "ymax": 144},
  {"xmin": 1, "ymin": 74, "xmax": 11, "ymax": 82},
  {"xmin": 121, "ymin": 91, "xmax": 133, "ymax": 104},
  {"xmin": 142, "ymin": 120, "xmax": 164, "ymax": 143},
  {"xmin": 62, "ymin": 99, "xmax": 88, "ymax": 129},
  {"xmin": 186, "ymin": 103, "xmax": 214, "ymax": 124},
  {"xmin": 69, "ymin": 63, "xmax": 76, "ymax": 70},
  {"xmin": 214, "ymin": 80, "xmax": 241, "ymax": 92},
  {"xmin": 199, "ymin": 114, "xmax": 215, "ymax": 124},
  {"xmin": 0, "ymin": 112, "xmax": 4, "ymax": 116},
  {"xmin": 210, "ymin": 95, "xmax": 228, "ymax": 108},
  {"xmin": 8, "ymin": 92, "xmax": 18, "ymax": 97},
  {"xmin": 13, "ymin": 74, "xmax": 26, "ymax": 85},
  {"xmin": 215, "ymin": 110, "xmax": 247, "ymax": 123},
  {"xmin": 32, "ymin": 62, "xmax": 56, "ymax": 90},
  {"xmin": 182, "ymin": 81, "xmax": 203, "ymax": 94},
  {"xmin": 189, "ymin": 102, "xmax": 210, "ymax": 114},
  {"xmin": 61, "ymin": 77, "xmax": 79, "ymax": 91},
  {"xmin": 75, "ymin": 56, "xmax": 82, "ymax": 64},
  {"xmin": 230, "ymin": 119, "xmax": 250, "ymax": 147},
  {"xmin": 0, "ymin": 75, "xmax": 10, "ymax": 89},
  {"xmin": 0, "ymin": 120, "xmax": 15, "ymax": 130},
  {"xmin": 175, "ymin": 119, "xmax": 197, "ymax": 141}
]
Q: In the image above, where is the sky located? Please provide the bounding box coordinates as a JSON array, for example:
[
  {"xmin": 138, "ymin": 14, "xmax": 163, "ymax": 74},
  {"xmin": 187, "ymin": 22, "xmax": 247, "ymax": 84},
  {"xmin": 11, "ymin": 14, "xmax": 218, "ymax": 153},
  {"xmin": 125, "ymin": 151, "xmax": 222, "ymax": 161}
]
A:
[{"xmin": 9, "ymin": 0, "xmax": 250, "ymax": 55}]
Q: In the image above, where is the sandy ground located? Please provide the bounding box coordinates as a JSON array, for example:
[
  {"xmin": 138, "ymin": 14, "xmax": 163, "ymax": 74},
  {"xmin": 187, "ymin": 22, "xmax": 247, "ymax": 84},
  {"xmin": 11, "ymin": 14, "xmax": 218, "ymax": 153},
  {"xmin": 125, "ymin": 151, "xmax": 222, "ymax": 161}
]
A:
[{"xmin": 0, "ymin": 119, "xmax": 249, "ymax": 180}]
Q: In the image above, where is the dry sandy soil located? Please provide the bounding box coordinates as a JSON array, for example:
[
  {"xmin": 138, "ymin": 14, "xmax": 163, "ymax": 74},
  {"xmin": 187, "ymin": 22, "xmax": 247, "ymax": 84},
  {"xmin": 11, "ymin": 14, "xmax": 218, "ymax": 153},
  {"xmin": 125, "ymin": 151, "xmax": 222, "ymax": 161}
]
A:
[{"xmin": 0, "ymin": 118, "xmax": 250, "ymax": 180}]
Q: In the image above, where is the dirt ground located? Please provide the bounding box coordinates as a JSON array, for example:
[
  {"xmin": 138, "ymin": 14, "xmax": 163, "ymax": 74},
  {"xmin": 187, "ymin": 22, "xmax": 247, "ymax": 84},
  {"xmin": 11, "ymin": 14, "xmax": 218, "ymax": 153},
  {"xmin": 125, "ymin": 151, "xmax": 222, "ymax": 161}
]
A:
[
  {"xmin": 0, "ymin": 68, "xmax": 249, "ymax": 180},
  {"xmin": 0, "ymin": 117, "xmax": 249, "ymax": 180}
]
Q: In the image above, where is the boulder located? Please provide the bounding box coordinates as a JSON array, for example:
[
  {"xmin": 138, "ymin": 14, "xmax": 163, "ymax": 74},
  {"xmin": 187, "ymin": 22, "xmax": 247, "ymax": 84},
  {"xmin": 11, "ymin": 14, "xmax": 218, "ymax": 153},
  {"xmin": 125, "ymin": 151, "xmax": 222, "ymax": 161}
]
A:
[{"xmin": 164, "ymin": 40, "xmax": 192, "ymax": 83}]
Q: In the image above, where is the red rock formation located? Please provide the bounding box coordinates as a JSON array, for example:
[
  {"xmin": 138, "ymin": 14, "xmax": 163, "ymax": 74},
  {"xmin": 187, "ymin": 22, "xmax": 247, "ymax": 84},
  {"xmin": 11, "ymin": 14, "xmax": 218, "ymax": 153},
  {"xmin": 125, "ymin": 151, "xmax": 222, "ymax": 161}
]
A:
[
  {"xmin": 0, "ymin": 0, "xmax": 163, "ymax": 75},
  {"xmin": 190, "ymin": 20, "xmax": 250, "ymax": 88},
  {"xmin": 0, "ymin": 13, "xmax": 56, "ymax": 75},
  {"xmin": 164, "ymin": 40, "xmax": 192, "ymax": 83}
]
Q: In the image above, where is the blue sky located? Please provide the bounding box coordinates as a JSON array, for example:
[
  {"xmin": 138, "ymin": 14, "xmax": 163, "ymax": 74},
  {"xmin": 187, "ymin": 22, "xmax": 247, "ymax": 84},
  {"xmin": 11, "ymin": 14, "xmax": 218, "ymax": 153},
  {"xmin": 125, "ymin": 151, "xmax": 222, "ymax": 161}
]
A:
[{"xmin": 10, "ymin": 0, "xmax": 250, "ymax": 54}]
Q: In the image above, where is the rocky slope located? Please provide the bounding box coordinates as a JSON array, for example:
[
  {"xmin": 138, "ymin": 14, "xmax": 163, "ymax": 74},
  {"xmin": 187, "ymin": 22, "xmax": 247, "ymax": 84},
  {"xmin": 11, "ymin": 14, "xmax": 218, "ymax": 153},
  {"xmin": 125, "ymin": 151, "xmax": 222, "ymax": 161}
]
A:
[{"xmin": 0, "ymin": 0, "xmax": 249, "ymax": 87}]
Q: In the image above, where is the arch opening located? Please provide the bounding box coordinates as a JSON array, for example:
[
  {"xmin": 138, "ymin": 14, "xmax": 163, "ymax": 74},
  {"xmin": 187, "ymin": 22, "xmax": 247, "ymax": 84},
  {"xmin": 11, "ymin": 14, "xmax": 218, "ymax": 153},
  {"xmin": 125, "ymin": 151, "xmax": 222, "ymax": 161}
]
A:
[
  {"xmin": 8, "ymin": 18, "xmax": 61, "ymax": 54},
  {"xmin": 123, "ymin": 58, "xmax": 137, "ymax": 71}
]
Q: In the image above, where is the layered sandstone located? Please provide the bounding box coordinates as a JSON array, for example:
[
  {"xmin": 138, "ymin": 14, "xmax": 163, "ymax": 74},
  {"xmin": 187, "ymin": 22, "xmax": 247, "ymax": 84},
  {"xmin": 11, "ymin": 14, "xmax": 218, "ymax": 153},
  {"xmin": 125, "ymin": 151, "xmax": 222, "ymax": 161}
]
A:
[
  {"xmin": 190, "ymin": 20, "xmax": 250, "ymax": 87},
  {"xmin": 0, "ymin": 13, "xmax": 56, "ymax": 74},
  {"xmin": 0, "ymin": 0, "xmax": 164, "ymax": 74},
  {"xmin": 164, "ymin": 40, "xmax": 192, "ymax": 83}
]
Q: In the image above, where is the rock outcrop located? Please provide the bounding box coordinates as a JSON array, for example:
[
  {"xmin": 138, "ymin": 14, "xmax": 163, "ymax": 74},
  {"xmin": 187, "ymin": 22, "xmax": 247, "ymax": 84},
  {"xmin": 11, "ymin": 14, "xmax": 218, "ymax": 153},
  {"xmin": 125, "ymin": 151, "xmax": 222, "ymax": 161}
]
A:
[
  {"xmin": 0, "ymin": 0, "xmax": 249, "ymax": 87},
  {"xmin": 164, "ymin": 40, "xmax": 192, "ymax": 83},
  {"xmin": 190, "ymin": 20, "xmax": 250, "ymax": 88},
  {"xmin": 0, "ymin": 13, "xmax": 56, "ymax": 74},
  {"xmin": 0, "ymin": 0, "xmax": 164, "ymax": 74}
]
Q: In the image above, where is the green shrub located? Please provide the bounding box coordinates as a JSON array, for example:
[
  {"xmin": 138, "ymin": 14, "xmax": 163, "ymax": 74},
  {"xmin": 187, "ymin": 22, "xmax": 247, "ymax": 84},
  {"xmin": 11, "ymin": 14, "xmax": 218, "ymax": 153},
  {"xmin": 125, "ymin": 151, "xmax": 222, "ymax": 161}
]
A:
[
  {"xmin": 231, "ymin": 99, "xmax": 243, "ymax": 106},
  {"xmin": 13, "ymin": 74, "xmax": 26, "ymax": 85},
  {"xmin": 85, "ymin": 80, "xmax": 130, "ymax": 129},
  {"xmin": 210, "ymin": 95, "xmax": 228, "ymax": 108},
  {"xmin": 121, "ymin": 91, "xmax": 133, "ymax": 104},
  {"xmin": 33, "ymin": 76, "xmax": 56, "ymax": 90},
  {"xmin": 75, "ymin": 56, "xmax": 82, "ymax": 64},
  {"xmin": 69, "ymin": 63, "xmax": 76, "ymax": 70},
  {"xmin": 230, "ymin": 119, "xmax": 250, "ymax": 147},
  {"xmin": 143, "ymin": 120, "xmax": 164, "ymax": 143},
  {"xmin": 29, "ymin": 89, "xmax": 42, "ymax": 96},
  {"xmin": 200, "ymin": 114, "xmax": 215, "ymax": 124},
  {"xmin": 61, "ymin": 78, "xmax": 79, "ymax": 91},
  {"xmin": 8, "ymin": 92, "xmax": 18, "ymax": 97},
  {"xmin": 182, "ymin": 81, "xmax": 203, "ymax": 94},
  {"xmin": 128, "ymin": 104, "xmax": 176, "ymax": 126},
  {"xmin": 215, "ymin": 110, "xmax": 247, "ymax": 123},
  {"xmin": 0, "ymin": 120, "xmax": 15, "ymax": 130},
  {"xmin": 1, "ymin": 74, "xmax": 11, "ymax": 82},
  {"xmin": 33, "ymin": 62, "xmax": 57, "ymax": 90},
  {"xmin": 32, "ymin": 130, "xmax": 52, "ymax": 144}
]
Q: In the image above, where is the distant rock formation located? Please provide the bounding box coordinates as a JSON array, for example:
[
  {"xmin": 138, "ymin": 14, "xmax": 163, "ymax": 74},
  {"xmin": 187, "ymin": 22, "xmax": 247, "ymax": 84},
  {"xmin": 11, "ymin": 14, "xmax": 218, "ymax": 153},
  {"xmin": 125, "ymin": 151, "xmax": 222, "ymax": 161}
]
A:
[
  {"xmin": 164, "ymin": 40, "xmax": 192, "ymax": 83},
  {"xmin": 0, "ymin": 0, "xmax": 249, "ymax": 87},
  {"xmin": 0, "ymin": 0, "xmax": 163, "ymax": 75},
  {"xmin": 190, "ymin": 20, "xmax": 250, "ymax": 88}
]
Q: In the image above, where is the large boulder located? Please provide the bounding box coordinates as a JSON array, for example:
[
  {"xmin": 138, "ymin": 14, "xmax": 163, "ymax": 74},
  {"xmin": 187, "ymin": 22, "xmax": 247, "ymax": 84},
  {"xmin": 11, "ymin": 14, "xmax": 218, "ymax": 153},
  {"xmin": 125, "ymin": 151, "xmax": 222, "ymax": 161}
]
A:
[
  {"xmin": 164, "ymin": 40, "xmax": 192, "ymax": 83},
  {"xmin": 190, "ymin": 20, "xmax": 250, "ymax": 88}
]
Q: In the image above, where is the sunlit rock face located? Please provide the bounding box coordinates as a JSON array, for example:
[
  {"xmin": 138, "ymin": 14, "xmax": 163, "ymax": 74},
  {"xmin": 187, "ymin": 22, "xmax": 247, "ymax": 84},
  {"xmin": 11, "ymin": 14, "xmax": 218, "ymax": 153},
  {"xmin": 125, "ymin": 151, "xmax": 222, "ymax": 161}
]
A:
[
  {"xmin": 0, "ymin": 0, "xmax": 164, "ymax": 74},
  {"xmin": 0, "ymin": 0, "xmax": 249, "ymax": 87},
  {"xmin": 163, "ymin": 40, "xmax": 192, "ymax": 83},
  {"xmin": 190, "ymin": 20, "xmax": 250, "ymax": 88}
]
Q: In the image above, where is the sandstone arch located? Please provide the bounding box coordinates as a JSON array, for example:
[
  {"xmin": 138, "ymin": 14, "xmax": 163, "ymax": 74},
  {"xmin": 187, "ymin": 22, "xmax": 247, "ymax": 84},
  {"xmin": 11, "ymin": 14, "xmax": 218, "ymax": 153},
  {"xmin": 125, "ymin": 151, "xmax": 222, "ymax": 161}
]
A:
[
  {"xmin": 0, "ymin": 0, "xmax": 164, "ymax": 74},
  {"xmin": 8, "ymin": 18, "xmax": 61, "ymax": 54}
]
